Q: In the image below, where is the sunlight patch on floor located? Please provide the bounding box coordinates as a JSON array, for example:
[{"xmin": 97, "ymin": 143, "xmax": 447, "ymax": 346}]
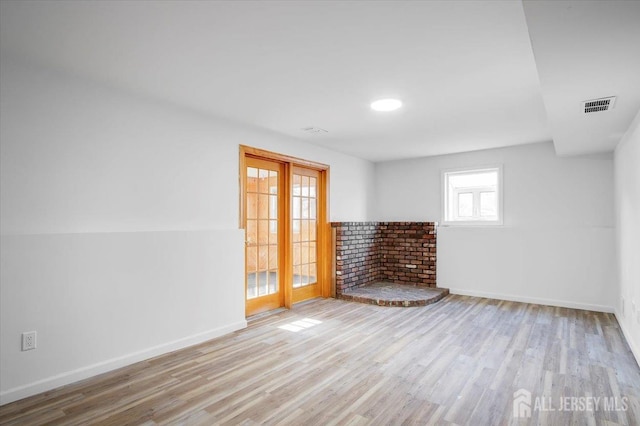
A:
[{"xmin": 278, "ymin": 317, "xmax": 322, "ymax": 332}]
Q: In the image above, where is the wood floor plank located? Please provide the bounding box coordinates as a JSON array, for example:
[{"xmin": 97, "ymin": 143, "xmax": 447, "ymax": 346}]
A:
[{"xmin": 1, "ymin": 295, "xmax": 638, "ymax": 425}]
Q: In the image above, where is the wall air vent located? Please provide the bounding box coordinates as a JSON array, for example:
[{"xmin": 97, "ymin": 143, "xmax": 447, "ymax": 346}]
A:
[
  {"xmin": 301, "ymin": 127, "xmax": 328, "ymax": 134},
  {"xmin": 582, "ymin": 96, "xmax": 616, "ymax": 114}
]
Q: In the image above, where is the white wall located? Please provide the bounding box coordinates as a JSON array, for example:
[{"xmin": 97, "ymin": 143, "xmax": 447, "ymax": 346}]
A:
[
  {"xmin": 614, "ymin": 111, "xmax": 640, "ymax": 365},
  {"xmin": 374, "ymin": 142, "xmax": 615, "ymax": 312},
  {"xmin": 0, "ymin": 57, "xmax": 375, "ymax": 404}
]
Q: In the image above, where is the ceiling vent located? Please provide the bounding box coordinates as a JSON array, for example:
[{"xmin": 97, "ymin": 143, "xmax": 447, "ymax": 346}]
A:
[
  {"xmin": 582, "ymin": 96, "xmax": 616, "ymax": 114},
  {"xmin": 301, "ymin": 127, "xmax": 328, "ymax": 134}
]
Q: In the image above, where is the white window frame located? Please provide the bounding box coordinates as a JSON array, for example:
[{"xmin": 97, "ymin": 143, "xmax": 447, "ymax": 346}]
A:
[{"xmin": 441, "ymin": 165, "xmax": 503, "ymax": 226}]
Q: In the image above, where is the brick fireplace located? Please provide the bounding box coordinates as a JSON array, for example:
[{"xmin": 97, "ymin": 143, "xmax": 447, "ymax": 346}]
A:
[{"xmin": 331, "ymin": 222, "xmax": 437, "ymax": 296}]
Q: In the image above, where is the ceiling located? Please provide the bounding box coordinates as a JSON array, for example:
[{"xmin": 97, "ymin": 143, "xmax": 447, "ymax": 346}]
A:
[
  {"xmin": 1, "ymin": 1, "xmax": 638, "ymax": 162},
  {"xmin": 523, "ymin": 1, "xmax": 640, "ymax": 157}
]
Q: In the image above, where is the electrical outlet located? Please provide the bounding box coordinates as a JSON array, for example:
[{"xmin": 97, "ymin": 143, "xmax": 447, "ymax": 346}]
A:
[{"xmin": 22, "ymin": 331, "xmax": 36, "ymax": 351}]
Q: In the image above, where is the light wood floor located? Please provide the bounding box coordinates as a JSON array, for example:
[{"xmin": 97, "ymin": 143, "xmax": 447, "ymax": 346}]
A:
[{"xmin": 1, "ymin": 296, "xmax": 639, "ymax": 425}]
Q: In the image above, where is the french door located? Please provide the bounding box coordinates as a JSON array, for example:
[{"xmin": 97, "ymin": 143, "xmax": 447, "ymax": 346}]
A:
[
  {"xmin": 241, "ymin": 147, "xmax": 328, "ymax": 316},
  {"xmin": 291, "ymin": 167, "xmax": 322, "ymax": 303},
  {"xmin": 244, "ymin": 157, "xmax": 285, "ymax": 316}
]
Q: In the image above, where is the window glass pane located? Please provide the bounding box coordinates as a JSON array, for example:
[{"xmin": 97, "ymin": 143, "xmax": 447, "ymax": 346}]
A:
[
  {"xmin": 480, "ymin": 191, "xmax": 497, "ymax": 217},
  {"xmin": 444, "ymin": 167, "xmax": 501, "ymax": 224},
  {"xmin": 458, "ymin": 193, "xmax": 473, "ymax": 217},
  {"xmin": 450, "ymin": 171, "xmax": 497, "ymax": 188}
]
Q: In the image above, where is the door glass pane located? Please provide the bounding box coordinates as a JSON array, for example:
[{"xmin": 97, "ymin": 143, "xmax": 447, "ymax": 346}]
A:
[
  {"xmin": 309, "ymin": 198, "xmax": 316, "ymax": 219},
  {"xmin": 309, "ymin": 177, "xmax": 317, "ymax": 197},
  {"xmin": 247, "ymin": 167, "xmax": 258, "ymax": 192},
  {"xmin": 258, "ymin": 245, "xmax": 268, "ymax": 271},
  {"xmin": 246, "ymin": 220, "xmax": 257, "ymax": 246},
  {"xmin": 293, "ymin": 196, "xmax": 301, "ymax": 219},
  {"xmin": 293, "ymin": 220, "xmax": 301, "ymax": 242},
  {"xmin": 269, "ymin": 245, "xmax": 278, "ymax": 270},
  {"xmin": 293, "ymin": 265, "xmax": 302, "ymax": 288},
  {"xmin": 269, "ymin": 220, "xmax": 277, "ymax": 243},
  {"xmin": 258, "ymin": 169, "xmax": 269, "ymax": 193},
  {"xmin": 300, "ymin": 219, "xmax": 309, "ymax": 245},
  {"xmin": 302, "ymin": 241, "xmax": 309, "ymax": 265},
  {"xmin": 258, "ymin": 270, "xmax": 268, "ymax": 296},
  {"xmin": 309, "ymin": 263, "xmax": 317, "ymax": 284},
  {"xmin": 258, "ymin": 194, "xmax": 269, "ymax": 220},
  {"xmin": 309, "ymin": 242, "xmax": 316, "ymax": 263},
  {"xmin": 301, "ymin": 264, "xmax": 309, "ymax": 285},
  {"xmin": 309, "ymin": 220, "xmax": 316, "ymax": 241},
  {"xmin": 258, "ymin": 220, "xmax": 269, "ymax": 245},
  {"xmin": 247, "ymin": 193, "xmax": 257, "ymax": 219},
  {"xmin": 269, "ymin": 194, "xmax": 278, "ymax": 219},
  {"xmin": 293, "ymin": 242, "xmax": 301, "ymax": 265}
]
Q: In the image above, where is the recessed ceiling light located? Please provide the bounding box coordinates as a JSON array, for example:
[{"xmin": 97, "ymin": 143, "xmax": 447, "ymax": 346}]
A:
[{"xmin": 371, "ymin": 98, "xmax": 402, "ymax": 112}]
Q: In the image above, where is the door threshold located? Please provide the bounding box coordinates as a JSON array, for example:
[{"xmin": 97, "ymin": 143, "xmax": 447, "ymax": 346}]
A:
[{"xmin": 246, "ymin": 307, "xmax": 288, "ymax": 322}]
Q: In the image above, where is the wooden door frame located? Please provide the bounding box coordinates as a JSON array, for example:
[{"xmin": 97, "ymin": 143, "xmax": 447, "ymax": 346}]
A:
[{"xmin": 239, "ymin": 145, "xmax": 331, "ymax": 312}]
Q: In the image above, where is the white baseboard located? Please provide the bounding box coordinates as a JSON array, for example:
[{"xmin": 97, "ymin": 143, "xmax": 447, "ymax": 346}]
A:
[
  {"xmin": 615, "ymin": 310, "xmax": 640, "ymax": 368},
  {"xmin": 447, "ymin": 287, "xmax": 615, "ymax": 313},
  {"xmin": 0, "ymin": 320, "xmax": 247, "ymax": 406}
]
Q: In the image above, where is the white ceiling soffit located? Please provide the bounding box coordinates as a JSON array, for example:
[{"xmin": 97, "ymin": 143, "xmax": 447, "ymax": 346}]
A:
[
  {"xmin": 0, "ymin": 1, "xmax": 551, "ymax": 162},
  {"xmin": 523, "ymin": 0, "xmax": 640, "ymax": 157}
]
